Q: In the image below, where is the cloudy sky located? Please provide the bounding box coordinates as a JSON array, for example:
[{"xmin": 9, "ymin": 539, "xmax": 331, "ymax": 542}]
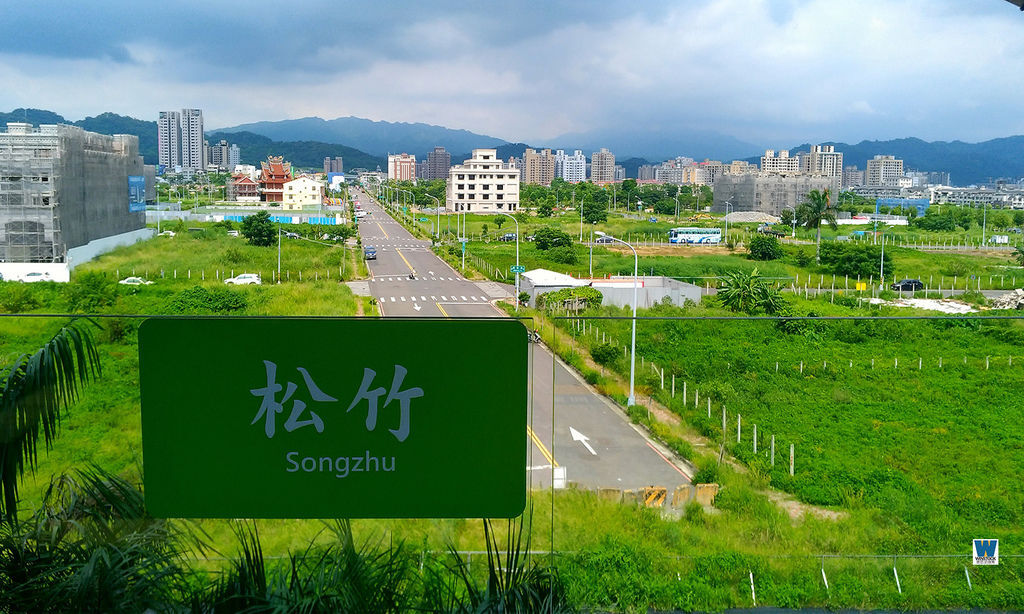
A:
[{"xmin": 1, "ymin": 0, "xmax": 1022, "ymax": 149}]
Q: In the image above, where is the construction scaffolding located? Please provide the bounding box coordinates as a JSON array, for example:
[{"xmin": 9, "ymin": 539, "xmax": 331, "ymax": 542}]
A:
[{"xmin": 0, "ymin": 123, "xmax": 144, "ymax": 263}]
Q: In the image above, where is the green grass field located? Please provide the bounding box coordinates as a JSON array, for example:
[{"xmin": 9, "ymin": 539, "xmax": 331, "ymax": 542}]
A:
[{"xmin": 4, "ymin": 223, "xmax": 1024, "ymax": 610}]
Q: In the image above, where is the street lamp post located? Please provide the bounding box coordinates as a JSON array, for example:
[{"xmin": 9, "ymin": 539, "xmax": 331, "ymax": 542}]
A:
[
  {"xmin": 723, "ymin": 200, "xmax": 732, "ymax": 244},
  {"xmin": 595, "ymin": 231, "xmax": 638, "ymax": 406},
  {"xmin": 494, "ymin": 211, "xmax": 520, "ymax": 312},
  {"xmin": 427, "ymin": 193, "xmax": 441, "ymax": 239},
  {"xmin": 277, "ymin": 218, "xmax": 282, "ymax": 284}
]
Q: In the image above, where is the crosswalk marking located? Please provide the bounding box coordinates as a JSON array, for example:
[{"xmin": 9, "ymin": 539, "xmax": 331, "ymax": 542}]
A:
[
  {"xmin": 420, "ymin": 296, "xmax": 426, "ymax": 301},
  {"xmin": 461, "ymin": 296, "xmax": 467, "ymax": 301},
  {"xmin": 390, "ymin": 297, "xmax": 395, "ymax": 302},
  {"xmin": 441, "ymin": 296, "xmax": 448, "ymax": 300},
  {"xmin": 400, "ymin": 296, "xmax": 406, "ymax": 302}
]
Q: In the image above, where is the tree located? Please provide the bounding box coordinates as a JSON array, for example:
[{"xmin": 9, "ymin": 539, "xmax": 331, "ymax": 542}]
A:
[
  {"xmin": 582, "ymin": 197, "xmax": 607, "ymax": 224},
  {"xmin": 780, "ymin": 208, "xmax": 794, "ymax": 228},
  {"xmin": 1014, "ymin": 245, "xmax": 1024, "ymax": 267},
  {"xmin": 819, "ymin": 243, "xmax": 890, "ymax": 277},
  {"xmin": 537, "ymin": 200, "xmax": 554, "ymax": 217},
  {"xmin": 0, "ymin": 323, "xmax": 101, "ymax": 523},
  {"xmin": 717, "ymin": 268, "xmax": 785, "ymax": 315},
  {"xmin": 797, "ymin": 189, "xmax": 837, "ymax": 264},
  {"xmin": 1013, "ymin": 211, "xmax": 1024, "ymax": 227},
  {"xmin": 747, "ymin": 235, "xmax": 784, "ymax": 261},
  {"xmin": 241, "ymin": 211, "xmax": 275, "ymax": 247},
  {"xmin": 492, "ymin": 216, "xmax": 505, "ymax": 230},
  {"xmin": 533, "ymin": 226, "xmax": 573, "ymax": 250}
]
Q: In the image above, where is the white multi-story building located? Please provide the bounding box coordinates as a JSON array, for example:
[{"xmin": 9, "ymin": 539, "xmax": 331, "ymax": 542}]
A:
[
  {"xmin": 590, "ymin": 148, "xmax": 615, "ymax": 183},
  {"xmin": 282, "ymin": 176, "xmax": 325, "ymax": 210},
  {"xmin": 554, "ymin": 149, "xmax": 587, "ymax": 183},
  {"xmin": 760, "ymin": 149, "xmax": 800, "ymax": 174},
  {"xmin": 228, "ymin": 144, "xmax": 241, "ymax": 168},
  {"xmin": 866, "ymin": 155, "xmax": 904, "ymax": 187},
  {"xmin": 388, "ymin": 153, "xmax": 416, "ymax": 182},
  {"xmin": 180, "ymin": 108, "xmax": 205, "ymax": 171},
  {"xmin": 800, "ymin": 145, "xmax": 843, "ymax": 178},
  {"xmin": 446, "ymin": 149, "xmax": 520, "ymax": 213},
  {"xmin": 158, "ymin": 108, "xmax": 204, "ymax": 171},
  {"xmin": 157, "ymin": 111, "xmax": 180, "ymax": 169}
]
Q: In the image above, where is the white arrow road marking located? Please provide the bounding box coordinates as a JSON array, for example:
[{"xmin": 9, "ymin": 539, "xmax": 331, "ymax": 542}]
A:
[
  {"xmin": 569, "ymin": 427, "xmax": 597, "ymax": 456},
  {"xmin": 413, "ymin": 303, "xmax": 422, "ymax": 311},
  {"xmin": 429, "ymin": 271, "xmax": 435, "ymax": 275}
]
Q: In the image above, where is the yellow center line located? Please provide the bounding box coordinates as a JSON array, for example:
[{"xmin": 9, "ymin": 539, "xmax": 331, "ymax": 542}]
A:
[
  {"xmin": 527, "ymin": 425, "xmax": 559, "ymax": 467},
  {"xmin": 396, "ymin": 248, "xmax": 415, "ymax": 273},
  {"xmin": 377, "ymin": 222, "xmax": 389, "ymax": 239},
  {"xmin": 435, "ymin": 302, "xmax": 449, "ymax": 318}
]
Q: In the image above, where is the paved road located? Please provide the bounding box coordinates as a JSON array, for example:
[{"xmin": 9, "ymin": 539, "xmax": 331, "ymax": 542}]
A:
[{"xmin": 353, "ymin": 188, "xmax": 691, "ymax": 492}]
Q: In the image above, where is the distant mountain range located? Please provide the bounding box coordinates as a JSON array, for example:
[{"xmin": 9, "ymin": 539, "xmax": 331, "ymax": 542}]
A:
[
  {"xmin": 214, "ymin": 116, "xmax": 506, "ymax": 160},
  {"xmin": 4, "ymin": 108, "xmax": 1023, "ymax": 185}
]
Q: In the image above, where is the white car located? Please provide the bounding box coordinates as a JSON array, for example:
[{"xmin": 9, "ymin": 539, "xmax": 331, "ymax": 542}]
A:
[
  {"xmin": 119, "ymin": 276, "xmax": 153, "ymax": 286},
  {"xmin": 226, "ymin": 230, "xmax": 240, "ymax": 237},
  {"xmin": 21, "ymin": 271, "xmax": 52, "ymax": 283},
  {"xmin": 224, "ymin": 273, "xmax": 262, "ymax": 285},
  {"xmin": 158, "ymin": 230, "xmax": 176, "ymax": 237}
]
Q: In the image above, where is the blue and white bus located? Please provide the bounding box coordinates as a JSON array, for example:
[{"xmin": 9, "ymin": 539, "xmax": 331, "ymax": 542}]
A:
[{"xmin": 669, "ymin": 227, "xmax": 722, "ymax": 244}]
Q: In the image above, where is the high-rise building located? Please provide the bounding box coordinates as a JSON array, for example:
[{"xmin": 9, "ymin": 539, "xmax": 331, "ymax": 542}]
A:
[
  {"xmin": 228, "ymin": 144, "xmax": 241, "ymax": 168},
  {"xmin": 554, "ymin": 149, "xmax": 587, "ymax": 183},
  {"xmin": 388, "ymin": 153, "xmax": 416, "ymax": 181},
  {"xmin": 843, "ymin": 165, "xmax": 864, "ymax": 189},
  {"xmin": 158, "ymin": 108, "xmax": 204, "ymax": 171},
  {"xmin": 523, "ymin": 148, "xmax": 556, "ymax": 185},
  {"xmin": 590, "ymin": 148, "xmax": 615, "ymax": 183},
  {"xmin": 180, "ymin": 109, "xmax": 205, "ymax": 171},
  {"xmin": 614, "ymin": 165, "xmax": 626, "ymax": 181},
  {"xmin": 637, "ymin": 164, "xmax": 657, "ymax": 181},
  {"xmin": 866, "ymin": 155, "xmax": 904, "ymax": 187},
  {"xmin": 323, "ymin": 156, "xmax": 344, "ymax": 174},
  {"xmin": 157, "ymin": 111, "xmax": 180, "ymax": 169},
  {"xmin": 446, "ymin": 149, "xmax": 520, "ymax": 213},
  {"xmin": 0, "ymin": 123, "xmax": 145, "ymax": 270},
  {"xmin": 760, "ymin": 149, "xmax": 800, "ymax": 174},
  {"xmin": 425, "ymin": 146, "xmax": 451, "ymax": 180},
  {"xmin": 799, "ymin": 145, "xmax": 843, "ymax": 178}
]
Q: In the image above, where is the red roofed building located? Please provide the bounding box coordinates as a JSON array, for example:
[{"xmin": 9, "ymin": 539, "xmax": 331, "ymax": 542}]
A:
[
  {"xmin": 226, "ymin": 174, "xmax": 259, "ymax": 202},
  {"xmin": 260, "ymin": 156, "xmax": 292, "ymax": 202}
]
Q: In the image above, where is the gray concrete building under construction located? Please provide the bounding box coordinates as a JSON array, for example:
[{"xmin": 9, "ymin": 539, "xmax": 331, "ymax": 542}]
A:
[{"xmin": 0, "ymin": 122, "xmax": 148, "ymax": 280}]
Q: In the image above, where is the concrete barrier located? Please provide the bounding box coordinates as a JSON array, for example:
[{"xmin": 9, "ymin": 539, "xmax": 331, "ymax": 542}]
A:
[
  {"xmin": 694, "ymin": 483, "xmax": 720, "ymax": 506},
  {"xmin": 621, "ymin": 489, "xmax": 641, "ymax": 505},
  {"xmin": 642, "ymin": 486, "xmax": 668, "ymax": 508},
  {"xmin": 597, "ymin": 488, "xmax": 623, "ymax": 503},
  {"xmin": 671, "ymin": 484, "xmax": 695, "ymax": 508}
]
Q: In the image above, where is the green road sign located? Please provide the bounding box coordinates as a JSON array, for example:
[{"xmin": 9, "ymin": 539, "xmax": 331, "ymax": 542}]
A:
[
  {"xmin": 419, "ymin": 217, "xmax": 429, "ymax": 222},
  {"xmin": 510, "ymin": 265, "xmax": 526, "ymax": 273},
  {"xmin": 140, "ymin": 318, "xmax": 527, "ymax": 518}
]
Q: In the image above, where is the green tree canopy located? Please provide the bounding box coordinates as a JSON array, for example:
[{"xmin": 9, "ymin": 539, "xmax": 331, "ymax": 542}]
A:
[
  {"xmin": 241, "ymin": 211, "xmax": 276, "ymax": 247},
  {"xmin": 533, "ymin": 226, "xmax": 574, "ymax": 250}
]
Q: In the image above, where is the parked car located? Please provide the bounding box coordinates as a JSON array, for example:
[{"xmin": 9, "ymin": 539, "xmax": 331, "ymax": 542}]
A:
[
  {"xmin": 891, "ymin": 278, "xmax": 924, "ymax": 291},
  {"xmin": 118, "ymin": 276, "xmax": 153, "ymax": 286},
  {"xmin": 226, "ymin": 230, "xmax": 240, "ymax": 237},
  {"xmin": 224, "ymin": 273, "xmax": 262, "ymax": 285},
  {"xmin": 158, "ymin": 230, "xmax": 176, "ymax": 237},
  {"xmin": 594, "ymin": 235, "xmax": 615, "ymax": 244},
  {"xmin": 285, "ymin": 232, "xmax": 300, "ymax": 239},
  {"xmin": 21, "ymin": 271, "xmax": 52, "ymax": 283},
  {"xmin": 499, "ymin": 233, "xmax": 517, "ymax": 242}
]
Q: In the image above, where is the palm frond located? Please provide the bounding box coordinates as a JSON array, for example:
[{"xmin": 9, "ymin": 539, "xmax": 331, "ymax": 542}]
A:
[{"xmin": 0, "ymin": 321, "xmax": 101, "ymax": 524}]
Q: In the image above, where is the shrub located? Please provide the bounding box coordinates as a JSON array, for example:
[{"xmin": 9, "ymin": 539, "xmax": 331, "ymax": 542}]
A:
[
  {"xmin": 683, "ymin": 500, "xmax": 706, "ymax": 525},
  {"xmin": 165, "ymin": 286, "xmax": 248, "ymax": 314},
  {"xmin": 64, "ymin": 272, "xmax": 118, "ymax": 313},
  {"xmin": 747, "ymin": 234, "xmax": 783, "ymax": 261},
  {"xmin": 0, "ymin": 283, "xmax": 41, "ymax": 313},
  {"xmin": 241, "ymin": 211, "xmax": 275, "ymax": 247},
  {"xmin": 537, "ymin": 286, "xmax": 602, "ymax": 310},
  {"xmin": 819, "ymin": 242, "xmax": 890, "ymax": 278},
  {"xmin": 717, "ymin": 267, "xmax": 785, "ymax": 314},
  {"xmin": 692, "ymin": 458, "xmax": 720, "ymax": 484},
  {"xmin": 223, "ymin": 247, "xmax": 248, "ymax": 265},
  {"xmin": 590, "ymin": 343, "xmax": 619, "ymax": 365},
  {"xmin": 546, "ymin": 245, "xmax": 579, "ymax": 264},
  {"xmin": 959, "ymin": 290, "xmax": 987, "ymax": 306},
  {"xmin": 792, "ymin": 248, "xmax": 812, "ymax": 267},
  {"xmin": 942, "ymin": 260, "xmax": 970, "ymax": 277}
]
